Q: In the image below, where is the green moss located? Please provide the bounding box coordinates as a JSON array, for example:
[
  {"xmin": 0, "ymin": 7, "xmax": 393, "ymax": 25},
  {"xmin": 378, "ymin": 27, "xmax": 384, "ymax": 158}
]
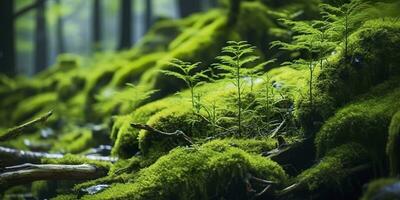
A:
[
  {"xmin": 80, "ymin": 142, "xmax": 287, "ymax": 200},
  {"xmin": 111, "ymin": 97, "xmax": 176, "ymax": 158},
  {"xmin": 110, "ymin": 52, "xmax": 165, "ymax": 87},
  {"xmin": 297, "ymin": 143, "xmax": 368, "ymax": 192},
  {"xmin": 51, "ymin": 194, "xmax": 78, "ymax": 200},
  {"xmin": 361, "ymin": 178, "xmax": 400, "ymax": 200},
  {"xmin": 12, "ymin": 92, "xmax": 57, "ymax": 124},
  {"xmin": 387, "ymin": 111, "xmax": 400, "ymax": 176},
  {"xmin": 297, "ymin": 19, "xmax": 400, "ymax": 132},
  {"xmin": 139, "ymin": 15, "xmax": 229, "ymax": 98},
  {"xmin": 42, "ymin": 154, "xmax": 112, "ymax": 172},
  {"xmin": 51, "ymin": 128, "xmax": 94, "ymax": 154},
  {"xmin": 315, "ymin": 79, "xmax": 400, "ymax": 162}
]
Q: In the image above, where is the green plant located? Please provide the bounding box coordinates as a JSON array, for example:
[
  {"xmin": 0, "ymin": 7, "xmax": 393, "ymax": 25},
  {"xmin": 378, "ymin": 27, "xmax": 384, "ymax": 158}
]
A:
[
  {"xmin": 161, "ymin": 58, "xmax": 210, "ymax": 112},
  {"xmin": 320, "ymin": 1, "xmax": 370, "ymax": 61},
  {"xmin": 214, "ymin": 41, "xmax": 260, "ymax": 136},
  {"xmin": 271, "ymin": 19, "xmax": 320, "ymax": 109}
]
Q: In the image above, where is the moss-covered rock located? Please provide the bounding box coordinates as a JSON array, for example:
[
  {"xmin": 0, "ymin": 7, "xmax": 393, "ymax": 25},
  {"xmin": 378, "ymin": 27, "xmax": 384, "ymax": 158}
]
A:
[
  {"xmin": 316, "ymin": 79, "xmax": 400, "ymax": 159},
  {"xmin": 295, "ymin": 143, "xmax": 369, "ymax": 198},
  {"xmin": 80, "ymin": 142, "xmax": 287, "ymax": 200},
  {"xmin": 297, "ymin": 19, "xmax": 400, "ymax": 132}
]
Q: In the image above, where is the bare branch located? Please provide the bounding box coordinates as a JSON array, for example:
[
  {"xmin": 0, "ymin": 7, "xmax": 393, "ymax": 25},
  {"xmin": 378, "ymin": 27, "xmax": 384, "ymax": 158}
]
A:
[
  {"xmin": 0, "ymin": 164, "xmax": 107, "ymax": 189},
  {"xmin": 0, "ymin": 111, "xmax": 53, "ymax": 142},
  {"xmin": 131, "ymin": 123, "xmax": 194, "ymax": 145},
  {"xmin": 0, "ymin": 146, "xmax": 117, "ymax": 167}
]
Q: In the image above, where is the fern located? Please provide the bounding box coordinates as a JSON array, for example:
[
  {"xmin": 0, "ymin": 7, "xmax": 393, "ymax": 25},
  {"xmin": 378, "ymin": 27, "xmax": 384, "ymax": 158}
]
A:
[
  {"xmin": 213, "ymin": 41, "xmax": 260, "ymax": 136},
  {"xmin": 161, "ymin": 58, "xmax": 210, "ymax": 111},
  {"xmin": 320, "ymin": 1, "xmax": 371, "ymax": 61}
]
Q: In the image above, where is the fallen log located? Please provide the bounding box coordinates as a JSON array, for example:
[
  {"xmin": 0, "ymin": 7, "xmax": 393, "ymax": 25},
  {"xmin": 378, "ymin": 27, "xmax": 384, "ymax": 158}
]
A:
[
  {"xmin": 0, "ymin": 146, "xmax": 117, "ymax": 167},
  {"xmin": 0, "ymin": 163, "xmax": 107, "ymax": 189}
]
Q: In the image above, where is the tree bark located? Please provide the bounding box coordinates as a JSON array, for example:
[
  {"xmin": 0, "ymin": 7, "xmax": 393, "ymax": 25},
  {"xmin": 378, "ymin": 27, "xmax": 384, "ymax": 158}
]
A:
[
  {"xmin": 144, "ymin": 0, "xmax": 153, "ymax": 32},
  {"xmin": 56, "ymin": 0, "xmax": 65, "ymax": 54},
  {"xmin": 34, "ymin": 0, "xmax": 48, "ymax": 73},
  {"xmin": 0, "ymin": 0, "xmax": 16, "ymax": 77},
  {"xmin": 178, "ymin": 0, "xmax": 202, "ymax": 18},
  {"xmin": 92, "ymin": 0, "xmax": 102, "ymax": 51},
  {"xmin": 0, "ymin": 163, "xmax": 107, "ymax": 189},
  {"xmin": 228, "ymin": 0, "xmax": 241, "ymax": 26},
  {"xmin": 118, "ymin": 0, "xmax": 132, "ymax": 50}
]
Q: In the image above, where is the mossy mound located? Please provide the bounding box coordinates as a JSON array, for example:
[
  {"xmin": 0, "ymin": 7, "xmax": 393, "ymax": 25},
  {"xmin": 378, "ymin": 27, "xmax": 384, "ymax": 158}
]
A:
[
  {"xmin": 295, "ymin": 143, "xmax": 369, "ymax": 198},
  {"xmin": 315, "ymin": 78, "xmax": 400, "ymax": 165},
  {"xmin": 297, "ymin": 19, "xmax": 400, "ymax": 131},
  {"xmin": 77, "ymin": 141, "xmax": 287, "ymax": 200},
  {"xmin": 111, "ymin": 65, "xmax": 308, "ymax": 158},
  {"xmin": 387, "ymin": 111, "xmax": 400, "ymax": 176}
]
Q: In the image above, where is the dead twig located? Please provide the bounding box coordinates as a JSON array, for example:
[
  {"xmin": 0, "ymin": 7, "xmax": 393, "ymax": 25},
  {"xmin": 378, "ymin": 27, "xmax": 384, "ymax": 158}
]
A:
[
  {"xmin": 131, "ymin": 123, "xmax": 194, "ymax": 145},
  {"xmin": 0, "ymin": 111, "xmax": 53, "ymax": 141}
]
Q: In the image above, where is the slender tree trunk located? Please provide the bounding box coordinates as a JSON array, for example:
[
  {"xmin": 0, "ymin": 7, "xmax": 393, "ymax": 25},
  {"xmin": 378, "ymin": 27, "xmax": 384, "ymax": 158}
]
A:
[
  {"xmin": 56, "ymin": 0, "xmax": 65, "ymax": 54},
  {"xmin": 118, "ymin": 0, "xmax": 132, "ymax": 50},
  {"xmin": 92, "ymin": 0, "xmax": 102, "ymax": 51},
  {"xmin": 228, "ymin": 0, "xmax": 241, "ymax": 26},
  {"xmin": 178, "ymin": 0, "xmax": 202, "ymax": 18},
  {"xmin": 144, "ymin": 0, "xmax": 153, "ymax": 32},
  {"xmin": 0, "ymin": 0, "xmax": 16, "ymax": 77},
  {"xmin": 34, "ymin": 0, "xmax": 48, "ymax": 73}
]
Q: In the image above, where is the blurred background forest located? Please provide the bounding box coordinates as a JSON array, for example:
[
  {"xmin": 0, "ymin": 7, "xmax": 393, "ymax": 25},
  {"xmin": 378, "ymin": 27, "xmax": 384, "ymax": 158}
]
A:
[{"xmin": 0, "ymin": 0, "xmax": 217, "ymax": 76}]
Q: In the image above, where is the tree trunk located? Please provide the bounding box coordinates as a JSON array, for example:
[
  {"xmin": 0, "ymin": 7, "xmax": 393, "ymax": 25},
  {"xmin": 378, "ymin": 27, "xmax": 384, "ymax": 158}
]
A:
[
  {"xmin": 144, "ymin": 0, "xmax": 153, "ymax": 32},
  {"xmin": 34, "ymin": 0, "xmax": 48, "ymax": 73},
  {"xmin": 118, "ymin": 0, "xmax": 132, "ymax": 50},
  {"xmin": 228, "ymin": 0, "xmax": 241, "ymax": 26},
  {"xmin": 178, "ymin": 0, "xmax": 202, "ymax": 18},
  {"xmin": 92, "ymin": 0, "xmax": 102, "ymax": 51},
  {"xmin": 0, "ymin": 0, "xmax": 16, "ymax": 77},
  {"xmin": 56, "ymin": 0, "xmax": 65, "ymax": 54}
]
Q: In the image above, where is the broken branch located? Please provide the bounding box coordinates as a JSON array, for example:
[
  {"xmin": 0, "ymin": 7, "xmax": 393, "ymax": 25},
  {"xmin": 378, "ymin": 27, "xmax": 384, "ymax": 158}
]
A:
[
  {"xmin": 0, "ymin": 111, "xmax": 53, "ymax": 141},
  {"xmin": 131, "ymin": 123, "xmax": 194, "ymax": 145},
  {"xmin": 0, "ymin": 163, "xmax": 107, "ymax": 189}
]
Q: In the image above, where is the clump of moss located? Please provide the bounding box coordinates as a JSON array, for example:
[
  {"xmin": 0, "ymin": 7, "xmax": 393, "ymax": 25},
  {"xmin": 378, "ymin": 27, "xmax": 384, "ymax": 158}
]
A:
[
  {"xmin": 51, "ymin": 128, "xmax": 94, "ymax": 154},
  {"xmin": 297, "ymin": 19, "xmax": 400, "ymax": 132},
  {"xmin": 361, "ymin": 178, "xmax": 400, "ymax": 200},
  {"xmin": 12, "ymin": 92, "xmax": 57, "ymax": 124},
  {"xmin": 79, "ymin": 142, "xmax": 287, "ymax": 200},
  {"xmin": 111, "ymin": 97, "xmax": 177, "ymax": 158},
  {"xmin": 296, "ymin": 143, "xmax": 369, "ymax": 197},
  {"xmin": 387, "ymin": 111, "xmax": 400, "ymax": 176},
  {"xmin": 315, "ymin": 80, "xmax": 400, "ymax": 161}
]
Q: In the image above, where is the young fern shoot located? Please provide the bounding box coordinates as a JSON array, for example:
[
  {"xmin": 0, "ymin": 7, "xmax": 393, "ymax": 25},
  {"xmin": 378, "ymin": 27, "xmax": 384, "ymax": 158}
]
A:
[
  {"xmin": 161, "ymin": 59, "xmax": 210, "ymax": 112},
  {"xmin": 214, "ymin": 41, "xmax": 259, "ymax": 136},
  {"xmin": 320, "ymin": 1, "xmax": 370, "ymax": 62}
]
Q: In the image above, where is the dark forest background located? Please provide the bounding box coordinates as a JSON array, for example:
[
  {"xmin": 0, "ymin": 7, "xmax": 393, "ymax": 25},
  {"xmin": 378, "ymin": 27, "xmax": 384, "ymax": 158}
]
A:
[{"xmin": 0, "ymin": 0, "xmax": 217, "ymax": 76}]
